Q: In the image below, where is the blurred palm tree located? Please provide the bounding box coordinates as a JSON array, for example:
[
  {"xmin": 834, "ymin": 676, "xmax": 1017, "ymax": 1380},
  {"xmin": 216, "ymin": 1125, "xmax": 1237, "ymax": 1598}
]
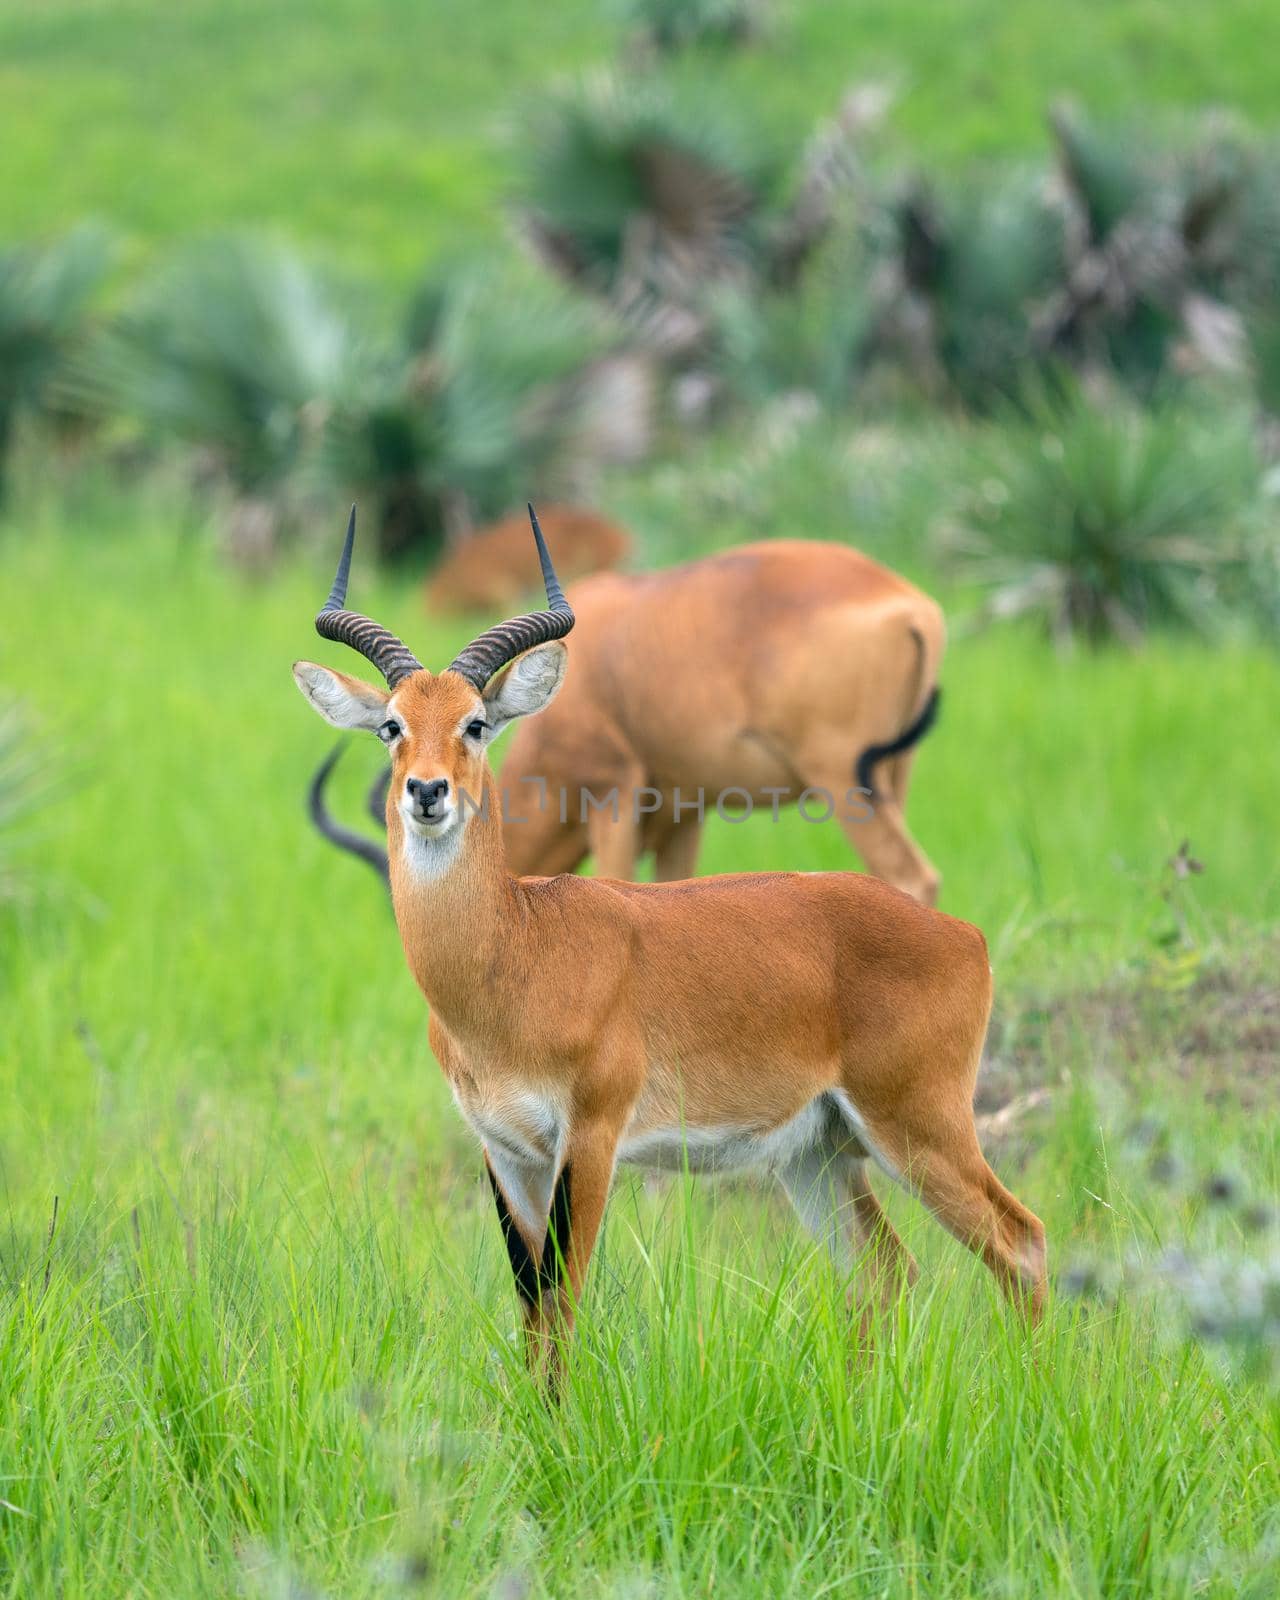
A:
[
  {"xmin": 71, "ymin": 236, "xmax": 355, "ymax": 535},
  {"xmin": 514, "ymin": 70, "xmax": 789, "ymax": 359},
  {"xmin": 948, "ymin": 383, "xmax": 1261, "ymax": 646},
  {"xmin": 68, "ymin": 236, "xmax": 360, "ymax": 565},
  {"xmin": 513, "ymin": 69, "xmax": 881, "ymax": 434},
  {"xmin": 1041, "ymin": 106, "xmax": 1278, "ymax": 389},
  {"xmin": 73, "ymin": 238, "xmax": 609, "ymax": 562},
  {"xmin": 322, "ymin": 262, "xmax": 613, "ymax": 558},
  {"xmin": 861, "ymin": 169, "xmax": 1069, "ymax": 408},
  {"xmin": 0, "ymin": 223, "xmax": 111, "ymax": 499}
]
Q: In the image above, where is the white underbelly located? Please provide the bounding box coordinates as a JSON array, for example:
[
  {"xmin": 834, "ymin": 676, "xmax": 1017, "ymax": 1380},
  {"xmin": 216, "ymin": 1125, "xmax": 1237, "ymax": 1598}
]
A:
[{"xmin": 617, "ymin": 1095, "xmax": 843, "ymax": 1175}]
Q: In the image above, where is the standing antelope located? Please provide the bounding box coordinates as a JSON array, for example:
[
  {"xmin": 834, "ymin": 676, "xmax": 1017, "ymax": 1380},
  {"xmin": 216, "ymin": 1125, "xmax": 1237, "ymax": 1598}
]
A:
[
  {"xmin": 293, "ymin": 507, "xmax": 1046, "ymax": 1382},
  {"xmin": 500, "ymin": 543, "xmax": 944, "ymax": 902},
  {"xmin": 314, "ymin": 540, "xmax": 945, "ymax": 904}
]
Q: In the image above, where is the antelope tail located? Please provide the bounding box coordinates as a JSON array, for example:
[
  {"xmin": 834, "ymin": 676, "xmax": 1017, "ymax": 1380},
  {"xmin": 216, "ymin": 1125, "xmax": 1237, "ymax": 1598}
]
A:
[
  {"xmin": 855, "ymin": 686, "xmax": 941, "ymax": 799},
  {"xmin": 308, "ymin": 741, "xmax": 390, "ymax": 886}
]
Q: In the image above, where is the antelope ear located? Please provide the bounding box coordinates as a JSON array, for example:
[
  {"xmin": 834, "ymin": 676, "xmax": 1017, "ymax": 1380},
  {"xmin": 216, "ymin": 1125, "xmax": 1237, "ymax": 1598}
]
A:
[
  {"xmin": 292, "ymin": 662, "xmax": 390, "ymax": 731},
  {"xmin": 482, "ymin": 641, "xmax": 567, "ymax": 734}
]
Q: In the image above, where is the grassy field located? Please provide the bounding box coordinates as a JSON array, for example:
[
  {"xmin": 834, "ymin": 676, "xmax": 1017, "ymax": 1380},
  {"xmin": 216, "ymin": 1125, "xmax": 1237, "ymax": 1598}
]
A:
[
  {"xmin": 3, "ymin": 0, "xmax": 1280, "ymax": 281},
  {"xmin": 2, "ymin": 496, "xmax": 1278, "ymax": 1596}
]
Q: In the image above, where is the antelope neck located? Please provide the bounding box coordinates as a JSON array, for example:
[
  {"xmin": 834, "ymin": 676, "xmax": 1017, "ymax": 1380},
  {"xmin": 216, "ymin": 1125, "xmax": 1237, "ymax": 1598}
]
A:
[{"xmin": 387, "ymin": 768, "xmax": 525, "ymax": 1018}]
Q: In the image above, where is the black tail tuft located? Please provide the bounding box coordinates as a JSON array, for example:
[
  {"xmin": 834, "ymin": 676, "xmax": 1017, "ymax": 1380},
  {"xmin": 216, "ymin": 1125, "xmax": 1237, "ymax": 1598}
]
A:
[
  {"xmin": 854, "ymin": 687, "xmax": 941, "ymax": 799},
  {"xmin": 308, "ymin": 741, "xmax": 391, "ymax": 887}
]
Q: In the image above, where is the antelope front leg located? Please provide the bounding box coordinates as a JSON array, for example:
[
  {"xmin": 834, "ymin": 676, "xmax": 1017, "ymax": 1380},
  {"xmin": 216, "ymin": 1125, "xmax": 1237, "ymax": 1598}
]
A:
[
  {"xmin": 484, "ymin": 1148, "xmax": 559, "ymax": 1371},
  {"xmin": 526, "ymin": 1120, "xmax": 621, "ymax": 1389}
]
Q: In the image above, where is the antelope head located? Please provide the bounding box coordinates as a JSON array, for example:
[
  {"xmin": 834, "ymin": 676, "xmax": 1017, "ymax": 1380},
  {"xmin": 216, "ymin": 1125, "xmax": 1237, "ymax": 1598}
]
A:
[{"xmin": 293, "ymin": 504, "xmax": 574, "ymax": 860}]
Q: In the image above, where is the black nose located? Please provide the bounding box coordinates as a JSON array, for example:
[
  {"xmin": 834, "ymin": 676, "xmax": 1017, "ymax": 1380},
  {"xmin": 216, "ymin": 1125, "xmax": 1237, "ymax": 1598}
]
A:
[{"xmin": 406, "ymin": 776, "xmax": 449, "ymax": 814}]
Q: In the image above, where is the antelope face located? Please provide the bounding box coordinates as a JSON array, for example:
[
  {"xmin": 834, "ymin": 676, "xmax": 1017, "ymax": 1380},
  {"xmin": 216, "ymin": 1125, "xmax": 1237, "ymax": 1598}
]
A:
[
  {"xmin": 382, "ymin": 669, "xmax": 487, "ymax": 842},
  {"xmin": 293, "ymin": 503, "xmax": 574, "ymax": 860},
  {"xmin": 293, "ymin": 645, "xmax": 568, "ymax": 845}
]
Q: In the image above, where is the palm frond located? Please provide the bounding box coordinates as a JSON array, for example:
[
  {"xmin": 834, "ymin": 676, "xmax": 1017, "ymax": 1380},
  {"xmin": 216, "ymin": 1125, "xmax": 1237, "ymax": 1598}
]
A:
[
  {"xmin": 514, "ymin": 71, "xmax": 779, "ymax": 351},
  {"xmin": 766, "ymin": 82, "xmax": 890, "ymax": 290},
  {"xmin": 1049, "ymin": 103, "xmax": 1157, "ymax": 249},
  {"xmin": 0, "ymin": 223, "xmax": 111, "ymax": 486},
  {"xmin": 1044, "ymin": 109, "xmax": 1270, "ymax": 391},
  {"xmin": 709, "ymin": 226, "xmax": 873, "ymax": 409},
  {"xmin": 320, "ymin": 262, "xmax": 613, "ymax": 557},
  {"xmin": 949, "ymin": 383, "xmax": 1260, "ymax": 645},
  {"xmin": 933, "ymin": 172, "xmax": 1069, "ymax": 405},
  {"xmin": 862, "ymin": 169, "xmax": 1068, "ymax": 407},
  {"xmin": 69, "ymin": 236, "xmax": 366, "ymax": 494}
]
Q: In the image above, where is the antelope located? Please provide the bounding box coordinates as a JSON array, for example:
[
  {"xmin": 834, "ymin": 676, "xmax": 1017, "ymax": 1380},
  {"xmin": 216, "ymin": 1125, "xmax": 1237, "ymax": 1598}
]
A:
[
  {"xmin": 292, "ymin": 507, "xmax": 1046, "ymax": 1383},
  {"xmin": 425, "ymin": 504, "xmax": 630, "ymax": 615},
  {"xmin": 315, "ymin": 540, "xmax": 944, "ymax": 904}
]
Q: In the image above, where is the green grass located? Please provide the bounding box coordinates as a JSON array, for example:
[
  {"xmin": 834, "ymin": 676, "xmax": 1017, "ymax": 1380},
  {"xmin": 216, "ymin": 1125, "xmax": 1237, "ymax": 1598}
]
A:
[
  {"xmin": 0, "ymin": 0, "xmax": 613, "ymax": 285},
  {"xmin": 2, "ymin": 493, "xmax": 1278, "ymax": 1595},
  {"xmin": 4, "ymin": 1143, "xmax": 1279, "ymax": 1598},
  {"xmin": 694, "ymin": 629, "xmax": 1279, "ymax": 977},
  {"xmin": 3, "ymin": 0, "xmax": 1280, "ymax": 282}
]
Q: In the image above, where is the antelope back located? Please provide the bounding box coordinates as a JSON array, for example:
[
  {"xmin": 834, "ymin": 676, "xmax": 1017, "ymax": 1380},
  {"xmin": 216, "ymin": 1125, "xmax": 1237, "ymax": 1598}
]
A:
[{"xmin": 498, "ymin": 540, "xmax": 942, "ymax": 827}]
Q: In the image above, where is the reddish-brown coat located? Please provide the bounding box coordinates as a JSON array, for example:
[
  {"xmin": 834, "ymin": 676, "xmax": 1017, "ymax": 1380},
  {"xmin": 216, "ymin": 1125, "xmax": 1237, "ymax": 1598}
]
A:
[
  {"xmin": 500, "ymin": 540, "xmax": 946, "ymax": 902},
  {"xmin": 366, "ymin": 668, "xmax": 1044, "ymax": 1378},
  {"xmin": 298, "ymin": 579, "xmax": 1044, "ymax": 1384}
]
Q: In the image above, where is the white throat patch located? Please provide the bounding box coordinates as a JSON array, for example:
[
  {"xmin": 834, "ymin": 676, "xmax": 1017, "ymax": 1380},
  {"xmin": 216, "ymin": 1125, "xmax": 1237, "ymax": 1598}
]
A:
[{"xmin": 399, "ymin": 823, "xmax": 463, "ymax": 881}]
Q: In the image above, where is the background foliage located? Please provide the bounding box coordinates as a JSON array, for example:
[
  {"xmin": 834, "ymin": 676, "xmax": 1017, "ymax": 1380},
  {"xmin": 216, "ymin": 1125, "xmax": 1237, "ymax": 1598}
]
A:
[{"xmin": 4, "ymin": 0, "xmax": 1280, "ymax": 276}]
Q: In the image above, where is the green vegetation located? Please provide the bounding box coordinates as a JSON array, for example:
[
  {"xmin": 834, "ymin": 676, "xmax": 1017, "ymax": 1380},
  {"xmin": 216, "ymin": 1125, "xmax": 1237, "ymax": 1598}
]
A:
[
  {"xmin": 610, "ymin": 0, "xmax": 769, "ymax": 55},
  {"xmin": 3, "ymin": 2, "xmax": 1279, "ymax": 1594},
  {"xmin": 9, "ymin": 90, "xmax": 1280, "ymax": 621},
  {"xmin": 73, "ymin": 241, "xmax": 607, "ymax": 559},
  {"xmin": 0, "ymin": 223, "xmax": 110, "ymax": 494},
  {"xmin": 75, "ymin": 236, "xmax": 356, "ymax": 499},
  {"xmin": 0, "ymin": 699, "xmax": 43, "ymax": 907},
  {"xmin": 515, "ymin": 71, "xmax": 782, "ymax": 302},
  {"xmin": 4, "ymin": 1139, "xmax": 1277, "ymax": 1597},
  {"xmin": 6, "ymin": 11, "xmax": 1280, "ymax": 614},
  {"xmin": 3, "ymin": 0, "xmax": 1280, "ymax": 280},
  {"xmin": 945, "ymin": 386, "xmax": 1266, "ymax": 644},
  {"xmin": 2, "ymin": 506, "xmax": 1279, "ymax": 1595}
]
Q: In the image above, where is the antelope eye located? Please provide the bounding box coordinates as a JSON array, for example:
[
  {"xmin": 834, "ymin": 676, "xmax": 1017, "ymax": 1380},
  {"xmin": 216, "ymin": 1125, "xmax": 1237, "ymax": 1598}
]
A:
[
  {"xmin": 465, "ymin": 719, "xmax": 488, "ymax": 741},
  {"xmin": 377, "ymin": 719, "xmax": 402, "ymax": 744}
]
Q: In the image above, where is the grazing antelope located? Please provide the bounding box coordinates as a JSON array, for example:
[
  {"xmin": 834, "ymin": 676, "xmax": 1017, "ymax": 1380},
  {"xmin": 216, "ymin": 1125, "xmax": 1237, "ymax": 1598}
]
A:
[
  {"xmin": 293, "ymin": 507, "xmax": 1046, "ymax": 1383},
  {"xmin": 425, "ymin": 504, "xmax": 630, "ymax": 615},
  {"xmin": 315, "ymin": 541, "xmax": 944, "ymax": 904}
]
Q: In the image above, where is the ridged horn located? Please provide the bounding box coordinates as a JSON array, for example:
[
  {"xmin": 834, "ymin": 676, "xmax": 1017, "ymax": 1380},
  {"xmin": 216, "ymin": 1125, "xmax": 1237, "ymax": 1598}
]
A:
[
  {"xmin": 314, "ymin": 506, "xmax": 423, "ymax": 688},
  {"xmin": 447, "ymin": 504, "xmax": 575, "ymax": 691}
]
